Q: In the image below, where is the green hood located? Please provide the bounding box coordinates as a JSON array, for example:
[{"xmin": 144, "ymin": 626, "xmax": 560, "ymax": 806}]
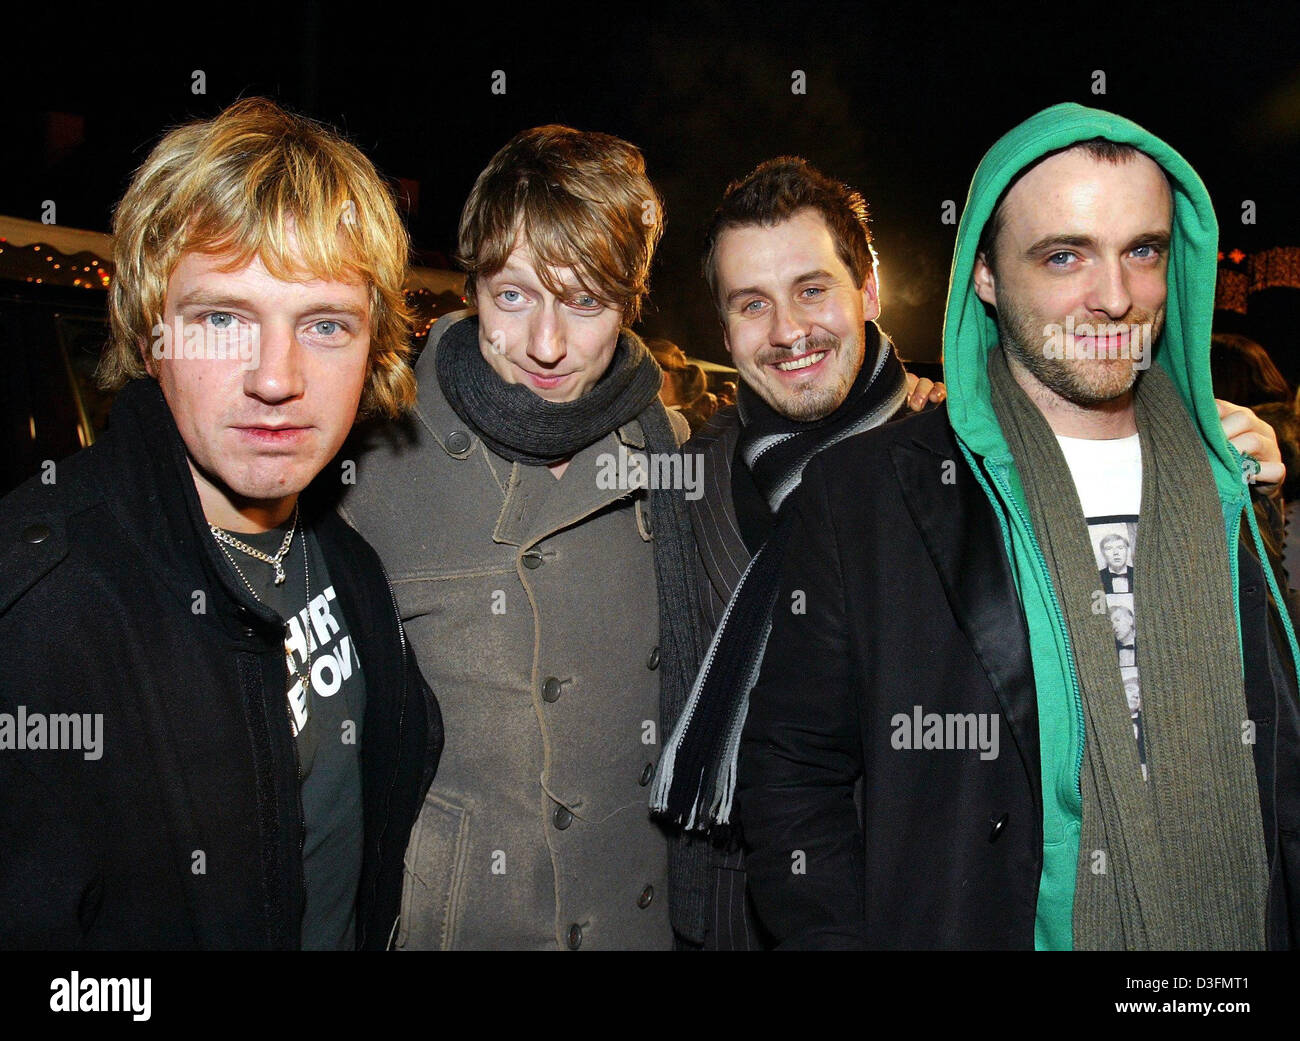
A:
[
  {"xmin": 943, "ymin": 101, "xmax": 1234, "ymax": 489},
  {"xmin": 939, "ymin": 103, "xmax": 1298, "ymax": 950}
]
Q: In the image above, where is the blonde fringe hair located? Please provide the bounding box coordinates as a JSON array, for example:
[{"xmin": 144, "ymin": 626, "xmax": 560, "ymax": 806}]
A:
[
  {"xmin": 457, "ymin": 125, "xmax": 663, "ymax": 324},
  {"xmin": 100, "ymin": 98, "xmax": 416, "ymax": 419}
]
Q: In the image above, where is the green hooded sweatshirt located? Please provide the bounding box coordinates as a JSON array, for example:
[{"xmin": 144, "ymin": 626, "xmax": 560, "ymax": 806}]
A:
[{"xmin": 941, "ymin": 102, "xmax": 1300, "ymax": 949}]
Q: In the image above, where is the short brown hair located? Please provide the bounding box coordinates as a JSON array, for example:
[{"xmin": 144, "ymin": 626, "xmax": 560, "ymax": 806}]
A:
[
  {"xmin": 702, "ymin": 157, "xmax": 874, "ymax": 319},
  {"xmin": 976, "ymin": 138, "xmax": 1151, "ymax": 274},
  {"xmin": 456, "ymin": 125, "xmax": 663, "ymax": 324},
  {"xmin": 101, "ymin": 98, "xmax": 416, "ymax": 419}
]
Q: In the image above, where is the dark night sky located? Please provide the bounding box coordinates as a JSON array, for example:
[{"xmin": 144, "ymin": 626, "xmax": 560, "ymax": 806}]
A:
[{"xmin": 4, "ymin": 1, "xmax": 1298, "ymax": 364}]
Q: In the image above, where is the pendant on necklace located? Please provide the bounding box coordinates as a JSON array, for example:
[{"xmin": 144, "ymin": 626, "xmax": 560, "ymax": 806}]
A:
[{"xmin": 274, "ymin": 562, "xmax": 286, "ymax": 585}]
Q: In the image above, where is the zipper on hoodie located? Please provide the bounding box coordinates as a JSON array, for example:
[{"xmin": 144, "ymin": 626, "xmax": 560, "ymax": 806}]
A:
[{"xmin": 974, "ymin": 451, "xmax": 1087, "ymax": 803}]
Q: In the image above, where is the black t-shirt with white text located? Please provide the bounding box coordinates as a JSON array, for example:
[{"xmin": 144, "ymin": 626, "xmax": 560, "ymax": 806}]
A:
[{"xmin": 216, "ymin": 520, "xmax": 366, "ymax": 949}]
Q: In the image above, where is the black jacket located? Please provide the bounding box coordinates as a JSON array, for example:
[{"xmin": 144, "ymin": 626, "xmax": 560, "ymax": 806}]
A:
[
  {"xmin": 0, "ymin": 379, "xmax": 443, "ymax": 949},
  {"xmin": 737, "ymin": 405, "xmax": 1300, "ymax": 949}
]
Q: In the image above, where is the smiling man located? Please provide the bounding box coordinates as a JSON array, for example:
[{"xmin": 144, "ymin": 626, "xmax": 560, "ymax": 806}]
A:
[
  {"xmin": 736, "ymin": 104, "xmax": 1300, "ymax": 950},
  {"xmin": 0, "ymin": 99, "xmax": 442, "ymax": 949},
  {"xmin": 651, "ymin": 158, "xmax": 941, "ymax": 948}
]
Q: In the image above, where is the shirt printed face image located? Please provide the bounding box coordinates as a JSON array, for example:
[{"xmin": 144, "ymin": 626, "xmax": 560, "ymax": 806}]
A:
[
  {"xmin": 1124, "ymin": 677, "xmax": 1141, "ymax": 715},
  {"xmin": 1102, "ymin": 534, "xmax": 1130, "ymax": 572},
  {"xmin": 1110, "ymin": 605, "xmax": 1135, "ymax": 644},
  {"xmin": 715, "ymin": 209, "xmax": 879, "ymax": 421}
]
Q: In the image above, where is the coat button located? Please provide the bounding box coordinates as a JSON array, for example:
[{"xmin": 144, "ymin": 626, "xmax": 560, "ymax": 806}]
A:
[
  {"xmin": 638, "ymin": 762, "xmax": 655, "ymax": 787},
  {"xmin": 236, "ymin": 606, "xmax": 258, "ymax": 638},
  {"xmin": 566, "ymin": 923, "xmax": 582, "ymax": 950},
  {"xmin": 646, "ymin": 646, "xmax": 660, "ymax": 670},
  {"xmin": 988, "ymin": 812, "xmax": 1009, "ymax": 842},
  {"xmin": 446, "ymin": 429, "xmax": 471, "ymax": 454},
  {"xmin": 522, "ymin": 550, "xmax": 544, "ymax": 569},
  {"xmin": 553, "ymin": 805, "xmax": 573, "ymax": 830},
  {"xmin": 542, "ymin": 676, "xmax": 563, "ymax": 703},
  {"xmin": 637, "ymin": 884, "xmax": 654, "ymax": 909},
  {"xmin": 20, "ymin": 523, "xmax": 50, "ymax": 544}
]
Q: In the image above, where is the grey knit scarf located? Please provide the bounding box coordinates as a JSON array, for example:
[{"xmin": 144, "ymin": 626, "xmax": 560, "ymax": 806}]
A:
[
  {"xmin": 988, "ymin": 349, "xmax": 1269, "ymax": 950},
  {"xmin": 434, "ymin": 314, "xmax": 664, "ymax": 464}
]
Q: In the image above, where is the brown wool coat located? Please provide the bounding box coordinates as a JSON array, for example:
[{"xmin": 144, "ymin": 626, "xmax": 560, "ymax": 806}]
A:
[{"xmin": 338, "ymin": 313, "xmax": 687, "ymax": 949}]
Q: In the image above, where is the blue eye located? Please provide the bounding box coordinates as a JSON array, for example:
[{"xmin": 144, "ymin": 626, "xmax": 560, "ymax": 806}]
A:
[
  {"xmin": 1132, "ymin": 244, "xmax": 1160, "ymax": 259},
  {"xmin": 1047, "ymin": 251, "xmax": 1075, "ymax": 266},
  {"xmin": 800, "ymin": 286, "xmax": 824, "ymax": 298},
  {"xmin": 500, "ymin": 289, "xmax": 523, "ymax": 304},
  {"xmin": 313, "ymin": 320, "xmax": 341, "ymax": 336},
  {"xmin": 206, "ymin": 312, "xmax": 236, "ymax": 328}
]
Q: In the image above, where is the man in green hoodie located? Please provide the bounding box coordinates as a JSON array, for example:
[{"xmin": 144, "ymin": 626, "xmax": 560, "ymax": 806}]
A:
[{"xmin": 736, "ymin": 103, "xmax": 1300, "ymax": 950}]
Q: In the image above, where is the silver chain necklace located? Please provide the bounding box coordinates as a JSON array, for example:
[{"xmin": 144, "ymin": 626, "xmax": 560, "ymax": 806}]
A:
[
  {"xmin": 210, "ymin": 503, "xmax": 299, "ymax": 585},
  {"xmin": 211, "ymin": 506, "xmax": 313, "ymax": 698}
]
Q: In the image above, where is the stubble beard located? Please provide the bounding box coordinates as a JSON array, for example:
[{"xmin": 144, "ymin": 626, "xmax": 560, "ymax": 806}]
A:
[
  {"xmin": 996, "ymin": 296, "xmax": 1162, "ymax": 407},
  {"xmin": 755, "ymin": 332, "xmax": 864, "ymax": 422}
]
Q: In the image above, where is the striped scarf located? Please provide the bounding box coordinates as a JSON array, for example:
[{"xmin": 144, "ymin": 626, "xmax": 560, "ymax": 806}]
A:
[{"xmin": 652, "ymin": 324, "xmax": 907, "ymax": 829}]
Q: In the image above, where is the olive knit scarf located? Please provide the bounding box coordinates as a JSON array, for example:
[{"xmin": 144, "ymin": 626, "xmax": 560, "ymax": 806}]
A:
[{"xmin": 988, "ymin": 349, "xmax": 1268, "ymax": 950}]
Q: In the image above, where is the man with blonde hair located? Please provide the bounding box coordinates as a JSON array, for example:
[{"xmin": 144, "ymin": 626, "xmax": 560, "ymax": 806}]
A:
[{"xmin": 0, "ymin": 98, "xmax": 442, "ymax": 949}]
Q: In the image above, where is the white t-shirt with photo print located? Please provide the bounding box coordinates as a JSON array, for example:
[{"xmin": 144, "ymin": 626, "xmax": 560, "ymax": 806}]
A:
[{"xmin": 1057, "ymin": 432, "xmax": 1148, "ymax": 780}]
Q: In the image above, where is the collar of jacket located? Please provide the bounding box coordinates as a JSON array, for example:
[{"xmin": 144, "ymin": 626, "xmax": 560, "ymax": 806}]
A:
[
  {"xmin": 412, "ymin": 310, "xmax": 651, "ymax": 463},
  {"xmin": 887, "ymin": 406, "xmax": 1043, "ymax": 804},
  {"xmin": 93, "ymin": 378, "xmax": 299, "ymax": 642}
]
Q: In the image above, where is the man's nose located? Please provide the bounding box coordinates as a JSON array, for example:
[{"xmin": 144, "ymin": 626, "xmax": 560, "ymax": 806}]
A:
[
  {"xmin": 527, "ymin": 306, "xmax": 567, "ymax": 365},
  {"xmin": 770, "ymin": 301, "xmax": 808, "ymax": 352},
  {"xmin": 1086, "ymin": 257, "xmax": 1134, "ymax": 320},
  {"xmin": 243, "ymin": 320, "xmax": 304, "ymax": 403}
]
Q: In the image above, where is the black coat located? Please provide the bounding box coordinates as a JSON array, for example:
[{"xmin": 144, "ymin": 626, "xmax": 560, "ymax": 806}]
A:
[
  {"xmin": 0, "ymin": 379, "xmax": 443, "ymax": 950},
  {"xmin": 737, "ymin": 404, "xmax": 1300, "ymax": 949}
]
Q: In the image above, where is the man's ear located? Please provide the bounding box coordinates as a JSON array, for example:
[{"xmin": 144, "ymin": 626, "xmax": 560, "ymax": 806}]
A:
[
  {"xmin": 720, "ymin": 319, "xmax": 734, "ymax": 357},
  {"xmin": 140, "ymin": 333, "xmax": 158, "ymax": 378},
  {"xmin": 860, "ymin": 268, "xmax": 882, "ymax": 323},
  {"xmin": 973, "ymin": 253, "xmax": 997, "ymax": 308},
  {"xmin": 141, "ymin": 310, "xmax": 170, "ymax": 378}
]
